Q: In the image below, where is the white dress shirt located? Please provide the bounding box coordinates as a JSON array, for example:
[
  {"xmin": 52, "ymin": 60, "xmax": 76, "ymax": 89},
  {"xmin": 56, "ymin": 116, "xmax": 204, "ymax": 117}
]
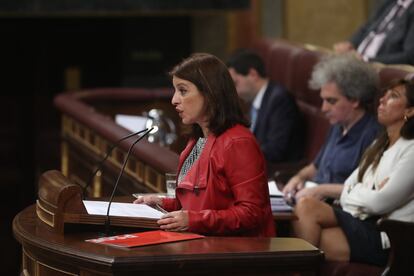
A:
[{"xmin": 250, "ymin": 81, "xmax": 268, "ymax": 131}]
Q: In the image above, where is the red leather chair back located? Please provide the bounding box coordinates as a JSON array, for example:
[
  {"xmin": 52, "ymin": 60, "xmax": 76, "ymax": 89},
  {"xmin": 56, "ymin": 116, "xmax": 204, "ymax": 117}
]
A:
[{"xmin": 267, "ymin": 41, "xmax": 303, "ymax": 91}]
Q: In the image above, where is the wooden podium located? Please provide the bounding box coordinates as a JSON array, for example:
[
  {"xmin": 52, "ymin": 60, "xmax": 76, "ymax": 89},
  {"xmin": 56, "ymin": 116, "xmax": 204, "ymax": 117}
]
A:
[
  {"xmin": 12, "ymin": 170, "xmax": 323, "ymax": 275},
  {"xmin": 36, "ymin": 170, "xmax": 159, "ymax": 233},
  {"xmin": 14, "ymin": 204, "xmax": 323, "ymax": 276}
]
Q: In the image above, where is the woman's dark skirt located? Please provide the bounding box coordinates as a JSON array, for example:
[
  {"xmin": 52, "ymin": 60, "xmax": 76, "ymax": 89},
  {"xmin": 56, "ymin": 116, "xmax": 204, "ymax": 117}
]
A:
[{"xmin": 333, "ymin": 207, "xmax": 389, "ymax": 267}]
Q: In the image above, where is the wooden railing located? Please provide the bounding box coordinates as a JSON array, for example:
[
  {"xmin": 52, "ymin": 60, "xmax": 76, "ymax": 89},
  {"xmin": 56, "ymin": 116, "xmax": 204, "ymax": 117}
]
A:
[{"xmin": 54, "ymin": 88, "xmax": 180, "ymax": 198}]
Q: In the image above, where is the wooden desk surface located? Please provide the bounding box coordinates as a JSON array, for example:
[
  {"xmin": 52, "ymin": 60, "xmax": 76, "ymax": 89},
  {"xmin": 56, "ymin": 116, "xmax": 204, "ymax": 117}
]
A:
[{"xmin": 13, "ymin": 205, "xmax": 322, "ymax": 276}]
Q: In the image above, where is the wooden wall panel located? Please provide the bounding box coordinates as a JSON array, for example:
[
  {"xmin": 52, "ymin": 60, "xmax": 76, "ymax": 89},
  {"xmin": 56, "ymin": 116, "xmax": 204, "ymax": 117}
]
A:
[{"xmin": 284, "ymin": 0, "xmax": 370, "ymax": 48}]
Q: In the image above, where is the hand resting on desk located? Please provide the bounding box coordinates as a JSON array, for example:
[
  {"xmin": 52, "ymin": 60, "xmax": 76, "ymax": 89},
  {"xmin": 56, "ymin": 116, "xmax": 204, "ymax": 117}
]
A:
[
  {"xmin": 158, "ymin": 210, "xmax": 189, "ymax": 232},
  {"xmin": 133, "ymin": 194, "xmax": 162, "ymax": 206},
  {"xmin": 133, "ymin": 194, "xmax": 189, "ymax": 232}
]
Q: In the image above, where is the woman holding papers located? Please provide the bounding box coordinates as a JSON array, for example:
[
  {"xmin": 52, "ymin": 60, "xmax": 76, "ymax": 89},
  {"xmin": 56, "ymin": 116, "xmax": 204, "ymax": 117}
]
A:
[
  {"xmin": 134, "ymin": 53, "xmax": 275, "ymax": 237},
  {"xmin": 292, "ymin": 79, "xmax": 414, "ymax": 266}
]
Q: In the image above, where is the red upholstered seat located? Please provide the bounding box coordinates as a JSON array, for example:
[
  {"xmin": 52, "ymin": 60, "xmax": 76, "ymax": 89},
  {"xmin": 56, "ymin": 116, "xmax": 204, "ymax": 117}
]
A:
[
  {"xmin": 250, "ymin": 38, "xmax": 277, "ymax": 67},
  {"xmin": 379, "ymin": 65, "xmax": 414, "ymax": 88},
  {"xmin": 250, "ymin": 39, "xmax": 329, "ymax": 179},
  {"xmin": 266, "ymin": 41, "xmax": 303, "ymax": 91},
  {"xmin": 296, "ymin": 100, "xmax": 329, "ymax": 162},
  {"xmin": 289, "ymin": 48, "xmax": 325, "ymax": 106}
]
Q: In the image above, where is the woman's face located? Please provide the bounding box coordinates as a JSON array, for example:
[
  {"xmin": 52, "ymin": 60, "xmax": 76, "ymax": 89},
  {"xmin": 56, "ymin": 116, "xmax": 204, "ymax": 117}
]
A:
[
  {"xmin": 171, "ymin": 76, "xmax": 208, "ymax": 127},
  {"xmin": 378, "ymin": 85, "xmax": 410, "ymax": 127}
]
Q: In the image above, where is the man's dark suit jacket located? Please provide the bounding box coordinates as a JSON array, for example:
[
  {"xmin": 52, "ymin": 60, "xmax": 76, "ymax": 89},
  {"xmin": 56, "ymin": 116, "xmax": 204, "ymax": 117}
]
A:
[
  {"xmin": 253, "ymin": 82, "xmax": 304, "ymax": 163},
  {"xmin": 350, "ymin": 0, "xmax": 414, "ymax": 65}
]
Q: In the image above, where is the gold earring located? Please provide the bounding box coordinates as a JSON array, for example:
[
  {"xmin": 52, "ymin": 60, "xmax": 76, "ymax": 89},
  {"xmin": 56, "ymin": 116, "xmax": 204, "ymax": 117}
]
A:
[{"xmin": 404, "ymin": 115, "xmax": 409, "ymax": 122}]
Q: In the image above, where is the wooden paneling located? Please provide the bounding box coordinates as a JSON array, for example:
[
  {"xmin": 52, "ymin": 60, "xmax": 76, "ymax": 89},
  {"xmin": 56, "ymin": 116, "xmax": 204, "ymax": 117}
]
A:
[
  {"xmin": 55, "ymin": 90, "xmax": 180, "ymax": 198},
  {"xmin": 284, "ymin": 0, "xmax": 370, "ymax": 48}
]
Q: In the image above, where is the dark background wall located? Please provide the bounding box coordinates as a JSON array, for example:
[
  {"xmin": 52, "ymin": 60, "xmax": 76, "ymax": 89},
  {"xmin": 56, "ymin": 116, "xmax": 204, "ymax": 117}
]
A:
[
  {"xmin": 0, "ymin": 16, "xmax": 193, "ymax": 273},
  {"xmin": 0, "ymin": 2, "xmax": 251, "ymax": 273},
  {"xmin": 1, "ymin": 1, "xmax": 377, "ymax": 274}
]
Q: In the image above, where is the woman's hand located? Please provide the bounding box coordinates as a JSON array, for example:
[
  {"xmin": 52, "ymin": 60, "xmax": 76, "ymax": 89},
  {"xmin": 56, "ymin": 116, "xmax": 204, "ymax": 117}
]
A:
[
  {"xmin": 157, "ymin": 210, "xmax": 189, "ymax": 232},
  {"xmin": 282, "ymin": 175, "xmax": 305, "ymax": 197},
  {"xmin": 295, "ymin": 186, "xmax": 325, "ymax": 201},
  {"xmin": 133, "ymin": 195, "xmax": 162, "ymax": 206}
]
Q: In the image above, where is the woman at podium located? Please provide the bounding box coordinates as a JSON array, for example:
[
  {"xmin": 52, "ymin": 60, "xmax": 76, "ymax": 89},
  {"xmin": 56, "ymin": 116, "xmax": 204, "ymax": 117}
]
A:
[{"xmin": 134, "ymin": 53, "xmax": 275, "ymax": 237}]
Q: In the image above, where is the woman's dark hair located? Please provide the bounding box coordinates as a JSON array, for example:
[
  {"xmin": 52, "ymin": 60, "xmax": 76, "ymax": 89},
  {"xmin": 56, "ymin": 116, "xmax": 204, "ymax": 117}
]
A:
[
  {"xmin": 169, "ymin": 53, "xmax": 249, "ymax": 138},
  {"xmin": 358, "ymin": 79, "xmax": 414, "ymax": 181}
]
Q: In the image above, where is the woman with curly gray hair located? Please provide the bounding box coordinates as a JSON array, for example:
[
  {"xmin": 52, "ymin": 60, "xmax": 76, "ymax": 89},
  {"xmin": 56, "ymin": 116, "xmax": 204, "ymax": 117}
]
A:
[{"xmin": 283, "ymin": 54, "xmax": 381, "ymax": 202}]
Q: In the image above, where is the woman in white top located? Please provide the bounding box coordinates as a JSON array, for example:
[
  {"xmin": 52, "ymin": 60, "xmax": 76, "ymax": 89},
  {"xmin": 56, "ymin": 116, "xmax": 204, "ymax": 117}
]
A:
[{"xmin": 292, "ymin": 79, "xmax": 414, "ymax": 266}]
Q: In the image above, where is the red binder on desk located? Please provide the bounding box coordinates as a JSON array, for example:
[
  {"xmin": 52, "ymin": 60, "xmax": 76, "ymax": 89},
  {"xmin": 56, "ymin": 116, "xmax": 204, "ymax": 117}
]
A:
[{"xmin": 86, "ymin": 230, "xmax": 204, "ymax": 248}]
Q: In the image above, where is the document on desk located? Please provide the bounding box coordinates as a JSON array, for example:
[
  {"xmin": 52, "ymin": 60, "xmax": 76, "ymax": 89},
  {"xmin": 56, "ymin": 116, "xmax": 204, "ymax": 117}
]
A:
[
  {"xmin": 268, "ymin": 180, "xmax": 284, "ymax": 197},
  {"xmin": 268, "ymin": 180, "xmax": 292, "ymax": 211},
  {"xmin": 83, "ymin": 200, "xmax": 164, "ymax": 219},
  {"xmin": 86, "ymin": 230, "xmax": 204, "ymax": 248},
  {"xmin": 270, "ymin": 197, "xmax": 292, "ymax": 212}
]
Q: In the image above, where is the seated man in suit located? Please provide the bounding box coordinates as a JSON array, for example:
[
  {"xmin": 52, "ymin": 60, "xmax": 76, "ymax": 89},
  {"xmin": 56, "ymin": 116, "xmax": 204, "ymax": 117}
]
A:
[
  {"xmin": 334, "ymin": 0, "xmax": 414, "ymax": 65},
  {"xmin": 283, "ymin": 54, "xmax": 381, "ymax": 202},
  {"xmin": 227, "ymin": 49, "xmax": 303, "ymax": 163}
]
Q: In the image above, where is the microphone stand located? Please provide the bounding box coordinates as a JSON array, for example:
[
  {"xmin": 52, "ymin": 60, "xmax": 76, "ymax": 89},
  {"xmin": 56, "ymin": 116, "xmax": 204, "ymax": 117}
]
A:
[
  {"xmin": 104, "ymin": 127, "xmax": 154, "ymax": 236},
  {"xmin": 82, "ymin": 128, "xmax": 149, "ymax": 199}
]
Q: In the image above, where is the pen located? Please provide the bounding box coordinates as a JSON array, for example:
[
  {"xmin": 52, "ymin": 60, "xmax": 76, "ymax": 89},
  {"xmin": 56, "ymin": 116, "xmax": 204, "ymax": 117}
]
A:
[{"xmin": 154, "ymin": 204, "xmax": 168, "ymax": 214}]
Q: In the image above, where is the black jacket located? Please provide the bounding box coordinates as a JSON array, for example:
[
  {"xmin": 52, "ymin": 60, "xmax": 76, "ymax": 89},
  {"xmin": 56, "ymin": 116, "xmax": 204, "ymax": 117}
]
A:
[
  {"xmin": 350, "ymin": 0, "xmax": 414, "ymax": 65},
  {"xmin": 253, "ymin": 82, "xmax": 304, "ymax": 163}
]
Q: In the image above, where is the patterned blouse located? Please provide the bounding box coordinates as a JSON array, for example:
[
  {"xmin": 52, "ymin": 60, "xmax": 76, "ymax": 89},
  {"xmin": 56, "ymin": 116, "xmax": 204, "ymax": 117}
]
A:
[{"xmin": 178, "ymin": 137, "xmax": 207, "ymax": 184}]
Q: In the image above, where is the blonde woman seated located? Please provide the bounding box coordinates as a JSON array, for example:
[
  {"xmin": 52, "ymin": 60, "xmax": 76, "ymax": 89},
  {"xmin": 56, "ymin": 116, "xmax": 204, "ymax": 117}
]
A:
[{"xmin": 293, "ymin": 79, "xmax": 414, "ymax": 266}]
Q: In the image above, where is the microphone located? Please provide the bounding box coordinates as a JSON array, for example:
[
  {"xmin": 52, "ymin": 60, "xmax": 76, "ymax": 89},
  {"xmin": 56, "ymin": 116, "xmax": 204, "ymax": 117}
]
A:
[
  {"xmin": 82, "ymin": 128, "xmax": 150, "ymax": 199},
  {"xmin": 104, "ymin": 127, "xmax": 154, "ymax": 236}
]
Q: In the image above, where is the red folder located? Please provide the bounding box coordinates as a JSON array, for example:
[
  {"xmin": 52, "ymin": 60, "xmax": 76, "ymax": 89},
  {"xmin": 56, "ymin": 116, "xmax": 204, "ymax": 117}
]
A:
[{"xmin": 86, "ymin": 230, "xmax": 204, "ymax": 248}]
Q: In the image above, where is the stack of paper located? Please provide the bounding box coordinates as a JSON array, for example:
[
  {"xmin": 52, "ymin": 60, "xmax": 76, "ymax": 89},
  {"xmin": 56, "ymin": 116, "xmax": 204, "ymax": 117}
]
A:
[
  {"xmin": 268, "ymin": 180, "xmax": 283, "ymax": 197},
  {"xmin": 270, "ymin": 197, "xmax": 292, "ymax": 212},
  {"xmin": 268, "ymin": 180, "xmax": 292, "ymax": 212},
  {"xmin": 83, "ymin": 201, "xmax": 164, "ymax": 219}
]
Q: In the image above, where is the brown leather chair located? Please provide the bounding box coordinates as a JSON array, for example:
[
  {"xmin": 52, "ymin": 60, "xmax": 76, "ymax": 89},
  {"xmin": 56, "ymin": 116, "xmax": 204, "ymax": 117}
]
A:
[
  {"xmin": 250, "ymin": 38, "xmax": 276, "ymax": 69},
  {"xmin": 379, "ymin": 65, "xmax": 414, "ymax": 88},
  {"xmin": 289, "ymin": 47, "xmax": 325, "ymax": 106},
  {"xmin": 262, "ymin": 42, "xmax": 329, "ymax": 181},
  {"xmin": 377, "ymin": 219, "xmax": 414, "ymax": 276},
  {"xmin": 266, "ymin": 40, "xmax": 303, "ymax": 91}
]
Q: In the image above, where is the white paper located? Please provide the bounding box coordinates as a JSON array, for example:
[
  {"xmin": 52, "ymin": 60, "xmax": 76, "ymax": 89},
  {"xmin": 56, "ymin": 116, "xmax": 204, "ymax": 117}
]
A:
[
  {"xmin": 268, "ymin": 180, "xmax": 283, "ymax": 197},
  {"xmin": 270, "ymin": 197, "xmax": 292, "ymax": 212},
  {"xmin": 83, "ymin": 200, "xmax": 163, "ymax": 219},
  {"xmin": 115, "ymin": 114, "xmax": 148, "ymax": 132}
]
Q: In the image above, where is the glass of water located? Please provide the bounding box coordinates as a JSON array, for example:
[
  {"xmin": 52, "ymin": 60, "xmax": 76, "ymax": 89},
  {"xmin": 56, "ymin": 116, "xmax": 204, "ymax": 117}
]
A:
[{"xmin": 165, "ymin": 173, "xmax": 177, "ymax": 197}]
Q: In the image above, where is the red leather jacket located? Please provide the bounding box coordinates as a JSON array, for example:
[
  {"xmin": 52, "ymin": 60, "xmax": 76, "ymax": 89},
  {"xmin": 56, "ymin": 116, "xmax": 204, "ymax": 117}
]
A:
[{"xmin": 163, "ymin": 124, "xmax": 275, "ymax": 237}]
